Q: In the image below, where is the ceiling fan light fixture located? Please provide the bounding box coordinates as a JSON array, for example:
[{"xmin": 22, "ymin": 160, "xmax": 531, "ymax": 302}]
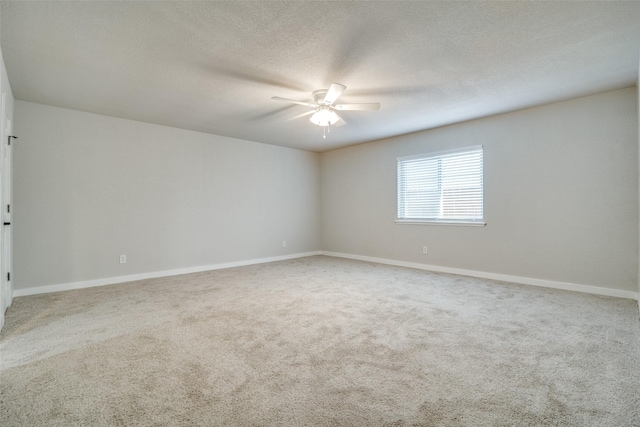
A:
[
  {"xmin": 309, "ymin": 106, "xmax": 339, "ymax": 127},
  {"xmin": 273, "ymin": 83, "xmax": 379, "ymax": 139}
]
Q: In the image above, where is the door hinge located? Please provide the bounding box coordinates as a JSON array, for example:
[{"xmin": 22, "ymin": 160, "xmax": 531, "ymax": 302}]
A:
[
  {"xmin": 6, "ymin": 204, "xmax": 9, "ymax": 214},
  {"xmin": 7, "ymin": 272, "xmax": 10, "ymax": 281}
]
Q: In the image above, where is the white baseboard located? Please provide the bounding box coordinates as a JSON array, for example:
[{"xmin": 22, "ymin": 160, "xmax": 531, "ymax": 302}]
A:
[
  {"xmin": 13, "ymin": 251, "xmax": 321, "ymax": 297},
  {"xmin": 321, "ymin": 251, "xmax": 639, "ymax": 301},
  {"xmin": 13, "ymin": 250, "xmax": 638, "ymax": 301}
]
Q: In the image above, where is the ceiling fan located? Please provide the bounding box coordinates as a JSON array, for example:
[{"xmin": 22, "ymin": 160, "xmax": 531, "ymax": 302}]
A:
[{"xmin": 271, "ymin": 82, "xmax": 380, "ymax": 138}]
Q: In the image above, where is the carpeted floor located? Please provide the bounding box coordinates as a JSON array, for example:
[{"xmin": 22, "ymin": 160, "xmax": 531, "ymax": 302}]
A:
[{"xmin": 1, "ymin": 255, "xmax": 639, "ymax": 426}]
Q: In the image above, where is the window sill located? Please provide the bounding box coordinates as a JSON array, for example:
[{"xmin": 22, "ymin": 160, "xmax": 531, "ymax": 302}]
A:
[{"xmin": 395, "ymin": 219, "xmax": 486, "ymax": 227}]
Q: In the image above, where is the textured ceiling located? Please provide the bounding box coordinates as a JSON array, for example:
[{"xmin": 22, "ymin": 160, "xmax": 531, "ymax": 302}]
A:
[{"xmin": 2, "ymin": 1, "xmax": 640, "ymax": 152}]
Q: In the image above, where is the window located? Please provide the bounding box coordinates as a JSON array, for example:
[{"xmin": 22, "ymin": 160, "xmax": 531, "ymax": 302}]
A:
[{"xmin": 397, "ymin": 146, "xmax": 484, "ymax": 226}]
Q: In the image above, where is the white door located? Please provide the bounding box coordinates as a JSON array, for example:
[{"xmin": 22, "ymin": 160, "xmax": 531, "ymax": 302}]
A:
[
  {"xmin": 0, "ymin": 93, "xmax": 5, "ymax": 322},
  {"xmin": 2, "ymin": 115, "xmax": 12, "ymax": 312}
]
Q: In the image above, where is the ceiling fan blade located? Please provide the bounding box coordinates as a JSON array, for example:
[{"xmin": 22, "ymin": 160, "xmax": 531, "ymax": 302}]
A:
[
  {"xmin": 285, "ymin": 109, "xmax": 316, "ymax": 121},
  {"xmin": 334, "ymin": 116, "xmax": 346, "ymax": 127},
  {"xmin": 323, "ymin": 83, "xmax": 346, "ymax": 105},
  {"xmin": 335, "ymin": 103, "xmax": 381, "ymax": 111},
  {"xmin": 271, "ymin": 96, "xmax": 316, "ymax": 108}
]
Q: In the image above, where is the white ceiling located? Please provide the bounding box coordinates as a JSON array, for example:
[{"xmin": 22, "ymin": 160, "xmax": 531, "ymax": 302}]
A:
[{"xmin": 2, "ymin": 1, "xmax": 640, "ymax": 152}]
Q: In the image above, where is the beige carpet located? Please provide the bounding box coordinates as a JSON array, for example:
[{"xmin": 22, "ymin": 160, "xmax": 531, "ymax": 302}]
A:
[{"xmin": 1, "ymin": 255, "xmax": 639, "ymax": 426}]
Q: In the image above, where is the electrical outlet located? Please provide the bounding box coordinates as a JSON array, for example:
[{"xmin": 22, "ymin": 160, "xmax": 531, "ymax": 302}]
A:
[
  {"xmin": 282, "ymin": 240, "xmax": 287, "ymax": 247},
  {"xmin": 422, "ymin": 246, "xmax": 428, "ymax": 254},
  {"xmin": 119, "ymin": 254, "xmax": 127, "ymax": 264}
]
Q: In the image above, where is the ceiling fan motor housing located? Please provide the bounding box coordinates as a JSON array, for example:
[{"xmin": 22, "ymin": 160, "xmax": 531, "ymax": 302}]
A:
[{"xmin": 313, "ymin": 89, "xmax": 330, "ymax": 105}]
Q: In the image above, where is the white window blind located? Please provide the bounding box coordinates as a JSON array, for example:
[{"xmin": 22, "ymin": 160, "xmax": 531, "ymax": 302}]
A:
[{"xmin": 397, "ymin": 146, "xmax": 484, "ymax": 225}]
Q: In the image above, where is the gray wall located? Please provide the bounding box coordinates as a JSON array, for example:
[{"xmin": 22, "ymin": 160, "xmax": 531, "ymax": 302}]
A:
[
  {"xmin": 13, "ymin": 88, "xmax": 640, "ymax": 295},
  {"xmin": 14, "ymin": 101, "xmax": 319, "ymax": 289},
  {"xmin": 320, "ymin": 88, "xmax": 638, "ymax": 292}
]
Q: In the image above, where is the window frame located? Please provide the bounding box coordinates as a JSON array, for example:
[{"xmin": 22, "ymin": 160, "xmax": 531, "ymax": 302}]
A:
[{"xmin": 396, "ymin": 145, "xmax": 486, "ymax": 227}]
